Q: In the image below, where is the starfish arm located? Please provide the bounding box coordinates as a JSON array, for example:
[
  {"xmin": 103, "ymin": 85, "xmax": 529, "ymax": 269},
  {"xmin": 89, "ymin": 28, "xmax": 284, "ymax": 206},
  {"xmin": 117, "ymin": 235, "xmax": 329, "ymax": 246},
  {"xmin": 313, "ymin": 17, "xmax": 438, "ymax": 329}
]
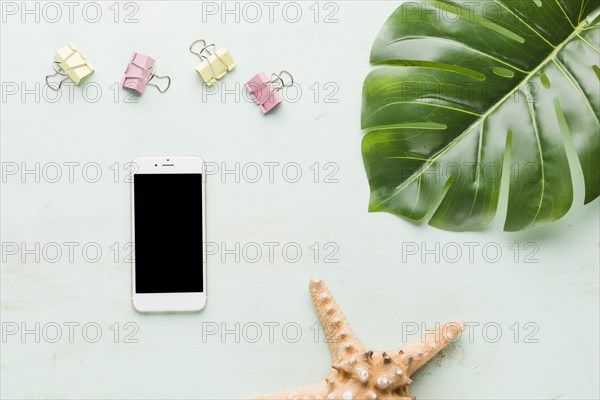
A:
[
  {"xmin": 254, "ymin": 379, "xmax": 329, "ymax": 400},
  {"xmin": 309, "ymin": 278, "xmax": 363, "ymax": 363},
  {"xmin": 391, "ymin": 320, "xmax": 465, "ymax": 375}
]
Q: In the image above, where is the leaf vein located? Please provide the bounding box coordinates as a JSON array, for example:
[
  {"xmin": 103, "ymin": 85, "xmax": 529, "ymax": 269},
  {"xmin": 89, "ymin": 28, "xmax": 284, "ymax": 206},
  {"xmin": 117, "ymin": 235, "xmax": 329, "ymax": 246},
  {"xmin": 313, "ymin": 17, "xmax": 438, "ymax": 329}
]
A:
[
  {"xmin": 371, "ymin": 14, "xmax": 597, "ymax": 210},
  {"xmin": 493, "ymin": 0, "xmax": 556, "ymax": 48}
]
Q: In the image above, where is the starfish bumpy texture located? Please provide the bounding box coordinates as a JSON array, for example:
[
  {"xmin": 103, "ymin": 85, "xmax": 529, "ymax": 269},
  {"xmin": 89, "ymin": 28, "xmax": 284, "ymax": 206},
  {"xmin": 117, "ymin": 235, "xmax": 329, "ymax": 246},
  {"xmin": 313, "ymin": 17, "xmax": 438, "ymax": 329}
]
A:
[{"xmin": 256, "ymin": 278, "xmax": 465, "ymax": 400}]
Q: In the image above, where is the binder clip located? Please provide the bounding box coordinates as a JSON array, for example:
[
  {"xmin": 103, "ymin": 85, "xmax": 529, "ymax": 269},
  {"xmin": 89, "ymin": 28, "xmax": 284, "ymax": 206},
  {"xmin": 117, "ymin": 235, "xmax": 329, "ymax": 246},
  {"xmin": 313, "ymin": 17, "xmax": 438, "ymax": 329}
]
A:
[
  {"xmin": 189, "ymin": 39, "xmax": 236, "ymax": 86},
  {"xmin": 45, "ymin": 43, "xmax": 94, "ymax": 91},
  {"xmin": 245, "ymin": 71, "xmax": 294, "ymax": 114},
  {"xmin": 120, "ymin": 52, "xmax": 171, "ymax": 94}
]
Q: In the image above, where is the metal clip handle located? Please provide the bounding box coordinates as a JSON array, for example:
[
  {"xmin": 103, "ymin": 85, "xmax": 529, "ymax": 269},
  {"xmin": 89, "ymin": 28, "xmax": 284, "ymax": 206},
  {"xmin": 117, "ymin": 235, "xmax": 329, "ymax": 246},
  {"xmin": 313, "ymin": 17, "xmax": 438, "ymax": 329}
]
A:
[
  {"xmin": 45, "ymin": 62, "xmax": 67, "ymax": 91},
  {"xmin": 189, "ymin": 38, "xmax": 230, "ymax": 82},
  {"xmin": 147, "ymin": 73, "xmax": 171, "ymax": 93}
]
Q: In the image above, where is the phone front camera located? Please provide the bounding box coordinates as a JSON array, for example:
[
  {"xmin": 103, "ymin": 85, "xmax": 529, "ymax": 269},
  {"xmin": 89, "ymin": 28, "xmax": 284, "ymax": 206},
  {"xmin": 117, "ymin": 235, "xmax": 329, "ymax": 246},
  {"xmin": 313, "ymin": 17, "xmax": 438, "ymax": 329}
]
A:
[{"xmin": 155, "ymin": 164, "xmax": 157, "ymax": 167}]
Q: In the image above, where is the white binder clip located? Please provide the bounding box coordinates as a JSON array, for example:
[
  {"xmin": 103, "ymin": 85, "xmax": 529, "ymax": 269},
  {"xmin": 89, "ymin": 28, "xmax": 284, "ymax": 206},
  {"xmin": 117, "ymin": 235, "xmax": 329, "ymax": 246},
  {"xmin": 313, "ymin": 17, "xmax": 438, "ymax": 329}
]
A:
[{"xmin": 189, "ymin": 38, "xmax": 236, "ymax": 86}]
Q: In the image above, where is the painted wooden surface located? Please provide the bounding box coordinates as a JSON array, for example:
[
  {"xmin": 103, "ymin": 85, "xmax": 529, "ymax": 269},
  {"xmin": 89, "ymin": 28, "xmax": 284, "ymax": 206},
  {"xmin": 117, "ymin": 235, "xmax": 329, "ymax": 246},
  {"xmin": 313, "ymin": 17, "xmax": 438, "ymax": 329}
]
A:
[{"xmin": 1, "ymin": 2, "xmax": 598, "ymax": 399}]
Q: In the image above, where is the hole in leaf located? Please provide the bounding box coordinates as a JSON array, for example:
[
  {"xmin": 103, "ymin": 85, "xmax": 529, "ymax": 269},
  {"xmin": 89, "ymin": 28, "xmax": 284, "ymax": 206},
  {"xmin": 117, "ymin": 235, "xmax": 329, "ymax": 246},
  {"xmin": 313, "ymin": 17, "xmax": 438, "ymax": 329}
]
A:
[
  {"xmin": 593, "ymin": 65, "xmax": 600, "ymax": 81},
  {"xmin": 479, "ymin": 20, "xmax": 525, "ymax": 43},
  {"xmin": 493, "ymin": 67, "xmax": 515, "ymax": 78},
  {"xmin": 553, "ymin": 99, "xmax": 587, "ymax": 205},
  {"xmin": 426, "ymin": 174, "xmax": 455, "ymax": 224},
  {"xmin": 497, "ymin": 129, "xmax": 513, "ymax": 230},
  {"xmin": 553, "ymin": 99, "xmax": 570, "ymax": 139},
  {"xmin": 380, "ymin": 60, "xmax": 485, "ymax": 81},
  {"xmin": 404, "ymin": 122, "xmax": 447, "ymax": 130},
  {"xmin": 363, "ymin": 122, "xmax": 447, "ymax": 133},
  {"xmin": 540, "ymin": 73, "xmax": 551, "ymax": 89}
]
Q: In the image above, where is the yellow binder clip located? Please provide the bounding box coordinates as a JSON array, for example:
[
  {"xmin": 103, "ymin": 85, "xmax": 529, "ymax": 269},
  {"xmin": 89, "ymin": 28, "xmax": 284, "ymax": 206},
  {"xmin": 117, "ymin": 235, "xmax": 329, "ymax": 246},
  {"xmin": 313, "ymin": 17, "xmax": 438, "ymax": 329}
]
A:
[
  {"xmin": 189, "ymin": 38, "xmax": 236, "ymax": 86},
  {"xmin": 45, "ymin": 43, "xmax": 95, "ymax": 91}
]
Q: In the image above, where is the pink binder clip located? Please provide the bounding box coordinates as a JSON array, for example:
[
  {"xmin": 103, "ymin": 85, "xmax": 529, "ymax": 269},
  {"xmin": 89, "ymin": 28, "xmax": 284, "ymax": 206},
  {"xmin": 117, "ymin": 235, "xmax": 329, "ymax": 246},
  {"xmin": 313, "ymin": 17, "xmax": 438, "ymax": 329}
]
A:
[
  {"xmin": 121, "ymin": 51, "xmax": 171, "ymax": 94},
  {"xmin": 245, "ymin": 71, "xmax": 294, "ymax": 114}
]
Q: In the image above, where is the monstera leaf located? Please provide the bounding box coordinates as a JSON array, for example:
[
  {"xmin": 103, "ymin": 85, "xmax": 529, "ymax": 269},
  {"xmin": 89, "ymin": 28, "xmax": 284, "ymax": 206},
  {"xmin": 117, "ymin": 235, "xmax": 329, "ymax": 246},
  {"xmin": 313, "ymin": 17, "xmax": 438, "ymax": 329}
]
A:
[{"xmin": 362, "ymin": 0, "xmax": 600, "ymax": 231}]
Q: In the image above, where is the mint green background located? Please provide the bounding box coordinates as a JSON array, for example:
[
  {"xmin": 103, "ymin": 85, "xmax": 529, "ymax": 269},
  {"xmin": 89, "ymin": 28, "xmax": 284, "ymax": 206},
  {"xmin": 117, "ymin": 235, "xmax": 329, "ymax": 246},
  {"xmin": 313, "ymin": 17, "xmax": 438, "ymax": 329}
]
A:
[{"xmin": 1, "ymin": 2, "xmax": 598, "ymax": 399}]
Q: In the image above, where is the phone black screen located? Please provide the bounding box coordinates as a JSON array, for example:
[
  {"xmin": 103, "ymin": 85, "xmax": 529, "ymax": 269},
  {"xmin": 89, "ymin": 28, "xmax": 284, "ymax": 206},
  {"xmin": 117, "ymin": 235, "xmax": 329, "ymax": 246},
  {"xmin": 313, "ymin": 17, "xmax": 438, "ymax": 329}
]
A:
[{"xmin": 134, "ymin": 173, "xmax": 203, "ymax": 293}]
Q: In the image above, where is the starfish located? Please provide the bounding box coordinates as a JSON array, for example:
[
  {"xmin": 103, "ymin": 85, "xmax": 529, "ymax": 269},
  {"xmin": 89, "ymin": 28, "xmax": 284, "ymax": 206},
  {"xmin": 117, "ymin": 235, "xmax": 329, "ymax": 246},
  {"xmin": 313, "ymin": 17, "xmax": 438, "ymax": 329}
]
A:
[{"xmin": 256, "ymin": 278, "xmax": 465, "ymax": 400}]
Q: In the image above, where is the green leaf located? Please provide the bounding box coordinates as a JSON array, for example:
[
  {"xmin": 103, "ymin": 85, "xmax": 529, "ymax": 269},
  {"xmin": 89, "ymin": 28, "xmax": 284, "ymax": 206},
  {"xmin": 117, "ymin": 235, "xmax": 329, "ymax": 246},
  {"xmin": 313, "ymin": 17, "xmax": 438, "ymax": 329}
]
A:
[{"xmin": 361, "ymin": 0, "xmax": 600, "ymax": 231}]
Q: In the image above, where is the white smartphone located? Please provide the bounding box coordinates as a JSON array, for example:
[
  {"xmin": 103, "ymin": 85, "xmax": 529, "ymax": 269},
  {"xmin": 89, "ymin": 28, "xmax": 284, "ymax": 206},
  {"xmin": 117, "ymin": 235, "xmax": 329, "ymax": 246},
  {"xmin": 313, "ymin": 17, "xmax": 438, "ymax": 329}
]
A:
[{"xmin": 131, "ymin": 156, "xmax": 206, "ymax": 312}]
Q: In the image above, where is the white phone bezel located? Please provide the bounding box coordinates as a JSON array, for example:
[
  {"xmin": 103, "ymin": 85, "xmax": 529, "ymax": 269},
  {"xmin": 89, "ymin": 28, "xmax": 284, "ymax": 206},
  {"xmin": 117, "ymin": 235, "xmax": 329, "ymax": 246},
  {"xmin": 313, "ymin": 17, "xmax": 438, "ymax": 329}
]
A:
[{"xmin": 131, "ymin": 156, "xmax": 206, "ymax": 312}]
